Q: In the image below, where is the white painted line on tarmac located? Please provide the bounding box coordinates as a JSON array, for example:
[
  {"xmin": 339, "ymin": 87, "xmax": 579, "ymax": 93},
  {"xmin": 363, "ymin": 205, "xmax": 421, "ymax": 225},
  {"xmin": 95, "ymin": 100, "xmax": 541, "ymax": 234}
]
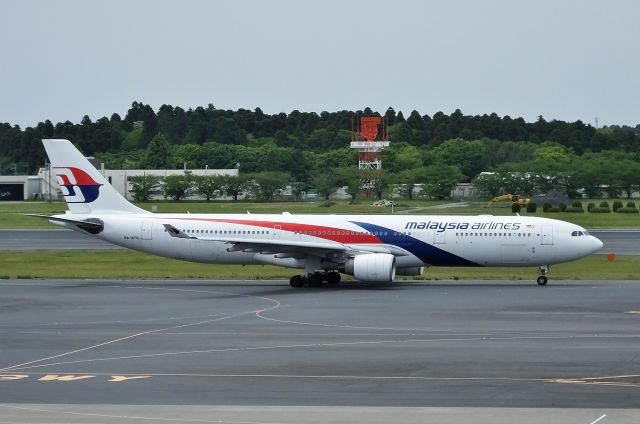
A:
[
  {"xmin": 589, "ymin": 414, "xmax": 607, "ymax": 424},
  {"xmin": 0, "ymin": 404, "xmax": 282, "ymax": 424},
  {"xmin": 0, "ymin": 285, "xmax": 282, "ymax": 372}
]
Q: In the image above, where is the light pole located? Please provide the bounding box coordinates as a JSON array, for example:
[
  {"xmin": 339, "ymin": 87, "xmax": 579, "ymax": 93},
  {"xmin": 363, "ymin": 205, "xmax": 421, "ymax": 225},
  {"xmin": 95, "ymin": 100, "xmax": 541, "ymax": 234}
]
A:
[{"xmin": 45, "ymin": 161, "xmax": 51, "ymax": 202}]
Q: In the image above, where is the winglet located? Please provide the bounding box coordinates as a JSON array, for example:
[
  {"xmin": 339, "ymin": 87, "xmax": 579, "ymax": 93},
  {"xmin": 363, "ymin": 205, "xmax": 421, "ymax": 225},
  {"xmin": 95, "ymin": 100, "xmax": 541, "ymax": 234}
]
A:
[{"xmin": 163, "ymin": 224, "xmax": 195, "ymax": 239}]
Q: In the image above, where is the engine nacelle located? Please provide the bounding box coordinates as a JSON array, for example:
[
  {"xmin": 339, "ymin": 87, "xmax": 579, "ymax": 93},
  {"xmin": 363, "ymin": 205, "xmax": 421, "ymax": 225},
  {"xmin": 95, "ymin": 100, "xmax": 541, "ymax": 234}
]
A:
[
  {"xmin": 396, "ymin": 266, "xmax": 424, "ymax": 276},
  {"xmin": 344, "ymin": 253, "xmax": 396, "ymax": 282}
]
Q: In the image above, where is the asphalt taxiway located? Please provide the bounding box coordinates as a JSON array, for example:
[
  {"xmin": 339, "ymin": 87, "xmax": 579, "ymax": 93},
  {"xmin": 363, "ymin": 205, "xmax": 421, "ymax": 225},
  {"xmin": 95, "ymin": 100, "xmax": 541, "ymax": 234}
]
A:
[
  {"xmin": 1, "ymin": 279, "xmax": 639, "ymax": 423},
  {"xmin": 0, "ymin": 229, "xmax": 120, "ymax": 250}
]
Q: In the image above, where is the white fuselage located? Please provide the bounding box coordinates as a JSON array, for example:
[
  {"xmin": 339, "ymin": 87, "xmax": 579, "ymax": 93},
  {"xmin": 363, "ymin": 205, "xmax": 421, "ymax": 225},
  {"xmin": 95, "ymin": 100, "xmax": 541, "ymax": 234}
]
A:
[{"xmin": 56, "ymin": 213, "xmax": 603, "ymax": 271}]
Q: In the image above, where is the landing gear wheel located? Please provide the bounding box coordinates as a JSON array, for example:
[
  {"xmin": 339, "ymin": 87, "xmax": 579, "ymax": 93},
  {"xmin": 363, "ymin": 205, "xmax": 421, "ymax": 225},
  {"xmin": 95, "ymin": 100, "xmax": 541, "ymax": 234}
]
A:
[
  {"xmin": 307, "ymin": 274, "xmax": 323, "ymax": 288},
  {"xmin": 290, "ymin": 275, "xmax": 305, "ymax": 288},
  {"xmin": 326, "ymin": 272, "xmax": 341, "ymax": 285},
  {"xmin": 537, "ymin": 265, "xmax": 549, "ymax": 286}
]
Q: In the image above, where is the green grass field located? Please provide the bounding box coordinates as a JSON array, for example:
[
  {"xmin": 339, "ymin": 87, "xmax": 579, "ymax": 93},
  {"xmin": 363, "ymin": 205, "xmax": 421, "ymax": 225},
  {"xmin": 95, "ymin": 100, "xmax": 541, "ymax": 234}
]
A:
[
  {"xmin": 1, "ymin": 199, "xmax": 638, "ymax": 229},
  {"xmin": 0, "ymin": 250, "xmax": 637, "ymax": 280},
  {"xmin": 0, "ymin": 200, "xmax": 434, "ymax": 229}
]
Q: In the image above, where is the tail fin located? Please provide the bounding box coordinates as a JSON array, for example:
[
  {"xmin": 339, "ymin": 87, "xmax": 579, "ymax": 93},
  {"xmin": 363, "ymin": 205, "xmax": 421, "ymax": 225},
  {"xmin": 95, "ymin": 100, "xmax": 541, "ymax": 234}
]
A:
[{"xmin": 42, "ymin": 139, "xmax": 148, "ymax": 214}]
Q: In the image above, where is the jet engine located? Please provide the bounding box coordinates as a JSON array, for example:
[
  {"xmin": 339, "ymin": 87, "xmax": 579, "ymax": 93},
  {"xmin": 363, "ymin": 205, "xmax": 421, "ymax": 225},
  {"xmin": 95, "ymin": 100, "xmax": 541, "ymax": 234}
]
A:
[
  {"xmin": 396, "ymin": 266, "xmax": 424, "ymax": 276},
  {"xmin": 344, "ymin": 253, "xmax": 396, "ymax": 282}
]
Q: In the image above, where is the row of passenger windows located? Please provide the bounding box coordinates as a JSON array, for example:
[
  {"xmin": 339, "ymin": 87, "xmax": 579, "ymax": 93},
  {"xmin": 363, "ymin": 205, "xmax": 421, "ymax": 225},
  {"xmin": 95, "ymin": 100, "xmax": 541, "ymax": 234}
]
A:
[
  {"xmin": 456, "ymin": 232, "xmax": 535, "ymax": 237},
  {"xmin": 294, "ymin": 230, "xmax": 388, "ymax": 236},
  {"xmin": 181, "ymin": 229, "xmax": 541, "ymax": 238},
  {"xmin": 181, "ymin": 229, "xmax": 545, "ymax": 238},
  {"xmin": 183, "ymin": 229, "xmax": 270, "ymax": 235},
  {"xmin": 180, "ymin": 229, "xmax": 404, "ymax": 237},
  {"xmin": 181, "ymin": 229, "xmax": 386, "ymax": 236}
]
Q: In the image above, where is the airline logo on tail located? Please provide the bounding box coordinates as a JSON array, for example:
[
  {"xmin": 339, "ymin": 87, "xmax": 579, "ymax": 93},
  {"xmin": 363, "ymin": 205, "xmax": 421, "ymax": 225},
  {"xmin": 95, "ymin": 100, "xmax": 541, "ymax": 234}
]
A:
[{"xmin": 54, "ymin": 167, "xmax": 102, "ymax": 203}]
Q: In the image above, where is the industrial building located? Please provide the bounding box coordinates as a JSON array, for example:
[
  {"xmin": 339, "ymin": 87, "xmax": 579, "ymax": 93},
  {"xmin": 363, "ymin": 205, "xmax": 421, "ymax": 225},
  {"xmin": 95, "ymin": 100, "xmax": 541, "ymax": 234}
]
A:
[{"xmin": 0, "ymin": 162, "xmax": 238, "ymax": 201}]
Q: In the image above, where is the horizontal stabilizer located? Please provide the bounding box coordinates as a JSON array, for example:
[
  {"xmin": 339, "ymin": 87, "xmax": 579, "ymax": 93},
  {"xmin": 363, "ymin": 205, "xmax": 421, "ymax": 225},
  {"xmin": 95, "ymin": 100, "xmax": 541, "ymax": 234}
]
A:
[{"xmin": 27, "ymin": 214, "xmax": 104, "ymax": 233}]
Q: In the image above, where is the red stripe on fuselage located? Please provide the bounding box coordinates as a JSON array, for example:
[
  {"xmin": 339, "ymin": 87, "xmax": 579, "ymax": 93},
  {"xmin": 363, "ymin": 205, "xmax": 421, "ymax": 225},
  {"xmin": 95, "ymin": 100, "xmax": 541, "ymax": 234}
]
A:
[{"xmin": 178, "ymin": 218, "xmax": 382, "ymax": 244}]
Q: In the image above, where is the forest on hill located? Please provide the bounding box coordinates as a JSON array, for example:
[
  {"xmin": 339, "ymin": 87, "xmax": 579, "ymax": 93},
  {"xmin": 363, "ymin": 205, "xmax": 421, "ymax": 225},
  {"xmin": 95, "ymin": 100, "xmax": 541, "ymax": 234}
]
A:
[{"xmin": 1, "ymin": 102, "xmax": 639, "ymax": 199}]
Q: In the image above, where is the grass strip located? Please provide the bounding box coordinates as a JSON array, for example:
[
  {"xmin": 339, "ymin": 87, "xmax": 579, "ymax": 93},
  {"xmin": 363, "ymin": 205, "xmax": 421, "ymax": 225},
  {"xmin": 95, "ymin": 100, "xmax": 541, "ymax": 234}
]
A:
[
  {"xmin": 0, "ymin": 250, "xmax": 637, "ymax": 280},
  {"xmin": 1, "ymin": 200, "xmax": 639, "ymax": 229}
]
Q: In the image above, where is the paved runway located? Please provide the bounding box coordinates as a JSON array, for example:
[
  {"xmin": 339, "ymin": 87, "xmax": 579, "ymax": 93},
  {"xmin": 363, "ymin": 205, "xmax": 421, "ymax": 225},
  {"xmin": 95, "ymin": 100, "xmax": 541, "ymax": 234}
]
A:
[
  {"xmin": 0, "ymin": 229, "xmax": 121, "ymax": 250},
  {"xmin": 1, "ymin": 279, "xmax": 639, "ymax": 423},
  {"xmin": 1, "ymin": 229, "xmax": 639, "ymax": 254},
  {"xmin": 591, "ymin": 229, "xmax": 640, "ymax": 256}
]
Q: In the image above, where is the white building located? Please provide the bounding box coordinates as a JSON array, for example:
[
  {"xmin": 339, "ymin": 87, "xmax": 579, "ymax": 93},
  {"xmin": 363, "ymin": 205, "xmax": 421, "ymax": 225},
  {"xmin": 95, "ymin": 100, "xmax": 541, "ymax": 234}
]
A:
[
  {"xmin": 0, "ymin": 175, "xmax": 45, "ymax": 200},
  {"xmin": 34, "ymin": 164, "xmax": 238, "ymax": 201},
  {"xmin": 102, "ymin": 168, "xmax": 239, "ymax": 200}
]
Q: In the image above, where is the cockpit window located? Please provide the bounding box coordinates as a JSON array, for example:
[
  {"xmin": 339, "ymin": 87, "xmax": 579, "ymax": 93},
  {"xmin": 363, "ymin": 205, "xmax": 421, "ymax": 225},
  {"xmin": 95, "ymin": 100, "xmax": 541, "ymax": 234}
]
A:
[{"xmin": 571, "ymin": 230, "xmax": 590, "ymax": 237}]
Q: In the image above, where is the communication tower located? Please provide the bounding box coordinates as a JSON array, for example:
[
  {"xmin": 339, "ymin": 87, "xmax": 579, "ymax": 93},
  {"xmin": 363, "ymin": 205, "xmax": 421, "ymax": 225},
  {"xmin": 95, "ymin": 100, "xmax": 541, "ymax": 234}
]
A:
[{"xmin": 350, "ymin": 115, "xmax": 389, "ymax": 196}]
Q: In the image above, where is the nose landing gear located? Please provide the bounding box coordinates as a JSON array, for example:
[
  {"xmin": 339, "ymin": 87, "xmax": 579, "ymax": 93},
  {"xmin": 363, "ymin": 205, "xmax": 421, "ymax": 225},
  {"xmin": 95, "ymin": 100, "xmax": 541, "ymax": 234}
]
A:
[{"xmin": 537, "ymin": 265, "xmax": 549, "ymax": 286}]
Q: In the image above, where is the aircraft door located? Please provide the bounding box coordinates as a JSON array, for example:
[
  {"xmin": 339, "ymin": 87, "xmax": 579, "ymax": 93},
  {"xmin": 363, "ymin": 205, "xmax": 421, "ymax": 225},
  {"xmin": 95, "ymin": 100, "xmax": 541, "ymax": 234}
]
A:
[
  {"xmin": 141, "ymin": 220, "xmax": 153, "ymax": 240},
  {"xmin": 540, "ymin": 224, "xmax": 553, "ymax": 245},
  {"xmin": 272, "ymin": 224, "xmax": 281, "ymax": 239},
  {"xmin": 433, "ymin": 230, "xmax": 446, "ymax": 244}
]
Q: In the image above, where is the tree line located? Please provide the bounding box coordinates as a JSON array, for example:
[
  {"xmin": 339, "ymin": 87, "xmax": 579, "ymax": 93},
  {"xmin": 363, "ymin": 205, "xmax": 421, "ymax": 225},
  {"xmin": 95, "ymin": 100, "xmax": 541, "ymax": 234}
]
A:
[{"xmin": 1, "ymin": 101, "xmax": 639, "ymax": 199}]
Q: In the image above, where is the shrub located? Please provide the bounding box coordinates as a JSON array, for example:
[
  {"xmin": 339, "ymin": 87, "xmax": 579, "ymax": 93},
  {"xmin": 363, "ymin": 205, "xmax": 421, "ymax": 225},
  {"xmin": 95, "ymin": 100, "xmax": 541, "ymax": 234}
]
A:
[
  {"xmin": 546, "ymin": 207, "xmax": 562, "ymax": 213},
  {"xmin": 617, "ymin": 207, "xmax": 639, "ymax": 214},
  {"xmin": 511, "ymin": 203, "xmax": 522, "ymax": 213},
  {"xmin": 319, "ymin": 200, "xmax": 336, "ymax": 207},
  {"xmin": 565, "ymin": 206, "xmax": 584, "ymax": 213},
  {"xmin": 587, "ymin": 202, "xmax": 596, "ymax": 212},
  {"xmin": 571, "ymin": 200, "xmax": 583, "ymax": 208},
  {"xmin": 526, "ymin": 202, "xmax": 537, "ymax": 213},
  {"xmin": 626, "ymin": 201, "xmax": 636, "ymax": 208},
  {"xmin": 543, "ymin": 202, "xmax": 552, "ymax": 212},
  {"xmin": 599, "ymin": 201, "xmax": 610, "ymax": 209},
  {"xmin": 612, "ymin": 200, "xmax": 623, "ymax": 212},
  {"xmin": 590, "ymin": 207, "xmax": 611, "ymax": 213},
  {"xmin": 559, "ymin": 203, "xmax": 567, "ymax": 212}
]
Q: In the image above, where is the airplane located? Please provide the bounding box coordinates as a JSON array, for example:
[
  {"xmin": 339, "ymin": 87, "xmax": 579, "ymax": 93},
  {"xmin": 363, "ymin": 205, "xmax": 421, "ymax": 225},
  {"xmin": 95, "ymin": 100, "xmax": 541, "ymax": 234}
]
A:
[{"xmin": 33, "ymin": 139, "xmax": 603, "ymax": 288}]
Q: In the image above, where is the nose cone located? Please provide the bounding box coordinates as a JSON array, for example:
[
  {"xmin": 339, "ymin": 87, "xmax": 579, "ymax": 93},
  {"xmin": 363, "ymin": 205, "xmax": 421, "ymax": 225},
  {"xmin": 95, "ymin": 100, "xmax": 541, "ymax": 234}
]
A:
[{"xmin": 592, "ymin": 236, "xmax": 604, "ymax": 253}]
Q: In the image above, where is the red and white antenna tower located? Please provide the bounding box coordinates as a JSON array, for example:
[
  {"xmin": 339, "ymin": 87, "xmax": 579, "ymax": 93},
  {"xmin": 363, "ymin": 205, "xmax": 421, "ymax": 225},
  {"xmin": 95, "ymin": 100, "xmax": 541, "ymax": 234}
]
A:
[{"xmin": 350, "ymin": 115, "xmax": 389, "ymax": 196}]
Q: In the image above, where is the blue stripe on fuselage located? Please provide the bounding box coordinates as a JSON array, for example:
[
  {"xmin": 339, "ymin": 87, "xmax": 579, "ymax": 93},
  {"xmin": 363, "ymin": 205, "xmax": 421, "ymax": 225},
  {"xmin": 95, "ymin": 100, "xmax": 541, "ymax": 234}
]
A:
[{"xmin": 350, "ymin": 221, "xmax": 479, "ymax": 267}]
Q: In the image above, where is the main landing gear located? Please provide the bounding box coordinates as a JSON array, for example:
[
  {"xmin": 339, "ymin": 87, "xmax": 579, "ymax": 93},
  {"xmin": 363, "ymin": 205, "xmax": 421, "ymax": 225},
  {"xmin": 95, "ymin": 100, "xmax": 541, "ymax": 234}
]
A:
[
  {"xmin": 537, "ymin": 265, "xmax": 549, "ymax": 286},
  {"xmin": 289, "ymin": 271, "xmax": 341, "ymax": 288}
]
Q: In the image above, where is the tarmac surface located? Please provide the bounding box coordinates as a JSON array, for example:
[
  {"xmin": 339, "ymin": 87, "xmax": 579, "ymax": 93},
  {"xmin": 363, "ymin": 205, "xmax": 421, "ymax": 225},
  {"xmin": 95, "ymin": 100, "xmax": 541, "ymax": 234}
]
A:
[
  {"xmin": 0, "ymin": 229, "xmax": 120, "ymax": 250},
  {"xmin": 1, "ymin": 279, "xmax": 639, "ymax": 423},
  {"xmin": 0, "ymin": 229, "xmax": 639, "ymax": 254},
  {"xmin": 589, "ymin": 230, "xmax": 640, "ymax": 256}
]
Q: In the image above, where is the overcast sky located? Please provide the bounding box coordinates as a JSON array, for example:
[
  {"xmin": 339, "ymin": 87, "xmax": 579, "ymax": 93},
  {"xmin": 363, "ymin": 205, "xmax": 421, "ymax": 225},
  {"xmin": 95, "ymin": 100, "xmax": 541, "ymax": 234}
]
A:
[{"xmin": 1, "ymin": 0, "xmax": 638, "ymax": 128}]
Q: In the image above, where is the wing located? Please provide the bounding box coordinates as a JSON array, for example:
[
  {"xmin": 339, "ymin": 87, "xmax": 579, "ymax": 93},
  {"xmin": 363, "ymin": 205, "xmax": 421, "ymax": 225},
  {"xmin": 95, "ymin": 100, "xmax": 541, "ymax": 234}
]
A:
[{"xmin": 162, "ymin": 224, "xmax": 409, "ymax": 259}]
